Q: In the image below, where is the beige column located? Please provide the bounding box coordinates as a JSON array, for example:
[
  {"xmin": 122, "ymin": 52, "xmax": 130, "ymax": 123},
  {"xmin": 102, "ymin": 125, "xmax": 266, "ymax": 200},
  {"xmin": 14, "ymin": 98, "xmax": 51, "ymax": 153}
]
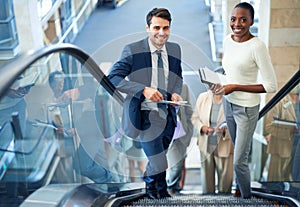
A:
[
  {"xmin": 266, "ymin": 0, "xmax": 300, "ymax": 89},
  {"xmin": 12, "ymin": 0, "xmax": 44, "ymax": 52}
]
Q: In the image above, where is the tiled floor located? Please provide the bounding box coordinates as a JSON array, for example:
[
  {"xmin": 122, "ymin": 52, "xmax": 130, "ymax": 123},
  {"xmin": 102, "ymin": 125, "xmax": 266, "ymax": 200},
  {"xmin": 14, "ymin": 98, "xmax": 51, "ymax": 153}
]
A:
[{"xmin": 181, "ymin": 168, "xmax": 202, "ymax": 194}]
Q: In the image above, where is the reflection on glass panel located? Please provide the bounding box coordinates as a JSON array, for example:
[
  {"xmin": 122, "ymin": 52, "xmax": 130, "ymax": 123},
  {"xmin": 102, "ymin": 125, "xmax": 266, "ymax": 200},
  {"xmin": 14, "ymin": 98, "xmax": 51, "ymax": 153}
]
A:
[
  {"xmin": 0, "ymin": 50, "xmax": 151, "ymax": 203},
  {"xmin": 0, "ymin": 51, "xmax": 145, "ymax": 205},
  {"xmin": 0, "ymin": 66, "xmax": 56, "ymax": 199},
  {"xmin": 262, "ymin": 84, "xmax": 300, "ymax": 182}
]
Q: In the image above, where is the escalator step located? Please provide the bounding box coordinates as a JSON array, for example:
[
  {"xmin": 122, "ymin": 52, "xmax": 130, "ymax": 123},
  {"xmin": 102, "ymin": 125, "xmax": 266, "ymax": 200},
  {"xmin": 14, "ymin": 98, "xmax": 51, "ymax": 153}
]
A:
[{"xmin": 121, "ymin": 194, "xmax": 288, "ymax": 207}]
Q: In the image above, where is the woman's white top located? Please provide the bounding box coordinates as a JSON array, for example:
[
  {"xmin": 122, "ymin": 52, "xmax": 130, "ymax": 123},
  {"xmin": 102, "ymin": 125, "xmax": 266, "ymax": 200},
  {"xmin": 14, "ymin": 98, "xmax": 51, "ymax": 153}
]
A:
[{"xmin": 222, "ymin": 34, "xmax": 278, "ymax": 107}]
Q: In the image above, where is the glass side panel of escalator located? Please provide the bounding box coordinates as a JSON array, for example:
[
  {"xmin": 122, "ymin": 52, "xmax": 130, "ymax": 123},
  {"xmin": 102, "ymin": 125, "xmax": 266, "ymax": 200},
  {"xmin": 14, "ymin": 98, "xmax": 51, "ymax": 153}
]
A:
[
  {"xmin": 0, "ymin": 51, "xmax": 145, "ymax": 206},
  {"xmin": 254, "ymin": 81, "xmax": 300, "ymax": 200}
]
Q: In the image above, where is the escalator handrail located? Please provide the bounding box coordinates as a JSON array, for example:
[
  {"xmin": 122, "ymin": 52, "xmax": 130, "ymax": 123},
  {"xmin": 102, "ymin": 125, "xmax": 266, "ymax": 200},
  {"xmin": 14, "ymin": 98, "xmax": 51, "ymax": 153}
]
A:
[
  {"xmin": 258, "ymin": 69, "xmax": 300, "ymax": 120},
  {"xmin": 0, "ymin": 43, "xmax": 124, "ymax": 104}
]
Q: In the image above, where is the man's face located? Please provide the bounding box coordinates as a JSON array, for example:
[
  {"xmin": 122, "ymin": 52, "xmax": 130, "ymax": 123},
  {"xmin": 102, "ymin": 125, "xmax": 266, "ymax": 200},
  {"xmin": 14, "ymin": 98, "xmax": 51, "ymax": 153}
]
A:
[
  {"xmin": 51, "ymin": 79, "xmax": 64, "ymax": 98},
  {"xmin": 146, "ymin": 16, "xmax": 170, "ymax": 49}
]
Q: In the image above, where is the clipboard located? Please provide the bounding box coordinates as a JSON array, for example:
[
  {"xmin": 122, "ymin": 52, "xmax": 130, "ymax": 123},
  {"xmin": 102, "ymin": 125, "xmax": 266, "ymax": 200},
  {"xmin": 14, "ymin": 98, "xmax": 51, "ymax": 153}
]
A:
[
  {"xmin": 272, "ymin": 117, "xmax": 298, "ymax": 128},
  {"xmin": 199, "ymin": 67, "xmax": 227, "ymax": 87},
  {"xmin": 158, "ymin": 100, "xmax": 191, "ymax": 106}
]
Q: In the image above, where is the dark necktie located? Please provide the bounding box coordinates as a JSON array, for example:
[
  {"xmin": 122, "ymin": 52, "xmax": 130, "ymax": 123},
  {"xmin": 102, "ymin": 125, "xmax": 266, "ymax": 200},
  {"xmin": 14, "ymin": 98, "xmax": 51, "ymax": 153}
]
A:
[
  {"xmin": 156, "ymin": 50, "xmax": 167, "ymax": 118},
  {"xmin": 157, "ymin": 50, "xmax": 165, "ymax": 91}
]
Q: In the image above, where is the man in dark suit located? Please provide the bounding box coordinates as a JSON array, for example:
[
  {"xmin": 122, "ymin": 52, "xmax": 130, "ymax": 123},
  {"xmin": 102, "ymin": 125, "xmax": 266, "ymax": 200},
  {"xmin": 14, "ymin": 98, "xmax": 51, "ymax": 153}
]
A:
[{"xmin": 108, "ymin": 8, "xmax": 183, "ymax": 199}]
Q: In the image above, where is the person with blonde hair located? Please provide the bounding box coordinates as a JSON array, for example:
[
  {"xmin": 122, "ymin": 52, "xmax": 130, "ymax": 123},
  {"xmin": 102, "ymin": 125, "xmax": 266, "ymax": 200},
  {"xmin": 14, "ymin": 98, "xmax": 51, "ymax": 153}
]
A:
[{"xmin": 192, "ymin": 90, "xmax": 234, "ymax": 194}]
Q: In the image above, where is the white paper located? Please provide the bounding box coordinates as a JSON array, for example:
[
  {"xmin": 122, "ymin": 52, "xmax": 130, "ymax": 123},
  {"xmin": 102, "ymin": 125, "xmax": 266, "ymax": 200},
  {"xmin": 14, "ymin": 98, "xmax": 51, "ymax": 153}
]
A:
[
  {"xmin": 199, "ymin": 67, "xmax": 227, "ymax": 86},
  {"xmin": 158, "ymin": 100, "xmax": 190, "ymax": 106},
  {"xmin": 172, "ymin": 120, "xmax": 186, "ymax": 140}
]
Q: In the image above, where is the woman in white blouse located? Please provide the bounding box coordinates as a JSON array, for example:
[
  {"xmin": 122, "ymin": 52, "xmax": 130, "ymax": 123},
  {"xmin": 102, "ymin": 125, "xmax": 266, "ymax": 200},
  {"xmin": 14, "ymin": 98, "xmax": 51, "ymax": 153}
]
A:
[{"xmin": 211, "ymin": 2, "xmax": 277, "ymax": 199}]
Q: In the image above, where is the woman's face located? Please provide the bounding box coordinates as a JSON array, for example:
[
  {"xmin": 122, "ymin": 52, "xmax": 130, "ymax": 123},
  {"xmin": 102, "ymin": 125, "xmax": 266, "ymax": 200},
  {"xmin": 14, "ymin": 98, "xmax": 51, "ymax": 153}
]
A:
[{"xmin": 230, "ymin": 7, "xmax": 253, "ymax": 42}]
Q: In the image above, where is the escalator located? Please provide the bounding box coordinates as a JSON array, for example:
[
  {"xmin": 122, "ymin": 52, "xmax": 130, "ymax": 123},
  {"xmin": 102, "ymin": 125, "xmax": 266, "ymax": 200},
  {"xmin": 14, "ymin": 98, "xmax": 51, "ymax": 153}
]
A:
[
  {"xmin": 0, "ymin": 44, "xmax": 299, "ymax": 207},
  {"xmin": 113, "ymin": 194, "xmax": 294, "ymax": 207}
]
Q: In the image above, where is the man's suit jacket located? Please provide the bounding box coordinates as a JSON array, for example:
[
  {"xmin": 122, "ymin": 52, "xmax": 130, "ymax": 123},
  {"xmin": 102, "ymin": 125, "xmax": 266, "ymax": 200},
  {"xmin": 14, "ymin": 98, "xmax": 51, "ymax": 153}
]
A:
[{"xmin": 108, "ymin": 38, "xmax": 183, "ymax": 138}]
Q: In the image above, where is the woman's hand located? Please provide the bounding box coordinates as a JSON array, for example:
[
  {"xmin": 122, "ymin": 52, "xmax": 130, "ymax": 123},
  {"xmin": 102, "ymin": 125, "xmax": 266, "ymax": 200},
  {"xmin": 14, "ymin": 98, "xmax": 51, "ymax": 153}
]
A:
[
  {"xmin": 211, "ymin": 84, "xmax": 237, "ymax": 95},
  {"xmin": 213, "ymin": 84, "xmax": 266, "ymax": 95},
  {"xmin": 201, "ymin": 126, "xmax": 214, "ymax": 136}
]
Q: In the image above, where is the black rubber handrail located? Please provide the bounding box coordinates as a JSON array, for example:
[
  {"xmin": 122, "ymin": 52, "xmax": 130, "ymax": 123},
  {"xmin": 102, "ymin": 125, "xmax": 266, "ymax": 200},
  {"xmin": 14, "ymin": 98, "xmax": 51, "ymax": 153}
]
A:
[{"xmin": 0, "ymin": 43, "xmax": 124, "ymax": 104}]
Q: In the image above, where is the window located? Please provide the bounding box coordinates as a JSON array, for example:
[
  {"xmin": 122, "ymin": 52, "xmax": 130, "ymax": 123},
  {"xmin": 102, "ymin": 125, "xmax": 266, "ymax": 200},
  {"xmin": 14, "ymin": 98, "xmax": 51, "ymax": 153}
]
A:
[
  {"xmin": 0, "ymin": 0, "xmax": 19, "ymax": 59},
  {"xmin": 59, "ymin": 0, "xmax": 74, "ymax": 42}
]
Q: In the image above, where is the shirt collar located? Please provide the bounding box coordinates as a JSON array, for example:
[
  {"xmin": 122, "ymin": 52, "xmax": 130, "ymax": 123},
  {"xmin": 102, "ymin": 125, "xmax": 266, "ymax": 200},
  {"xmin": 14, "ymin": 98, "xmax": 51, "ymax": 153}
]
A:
[{"xmin": 148, "ymin": 39, "xmax": 166, "ymax": 54}]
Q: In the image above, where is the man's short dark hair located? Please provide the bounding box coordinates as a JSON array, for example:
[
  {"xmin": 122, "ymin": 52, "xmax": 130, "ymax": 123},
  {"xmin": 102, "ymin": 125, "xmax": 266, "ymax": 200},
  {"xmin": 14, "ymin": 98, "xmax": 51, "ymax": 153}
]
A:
[
  {"xmin": 49, "ymin": 70, "xmax": 64, "ymax": 89},
  {"xmin": 146, "ymin": 8, "xmax": 172, "ymax": 27}
]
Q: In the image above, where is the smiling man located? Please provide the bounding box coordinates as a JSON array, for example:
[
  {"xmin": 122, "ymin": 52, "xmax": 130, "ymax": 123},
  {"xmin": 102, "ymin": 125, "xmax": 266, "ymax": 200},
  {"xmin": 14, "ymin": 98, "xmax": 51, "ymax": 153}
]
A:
[{"xmin": 108, "ymin": 8, "xmax": 183, "ymax": 199}]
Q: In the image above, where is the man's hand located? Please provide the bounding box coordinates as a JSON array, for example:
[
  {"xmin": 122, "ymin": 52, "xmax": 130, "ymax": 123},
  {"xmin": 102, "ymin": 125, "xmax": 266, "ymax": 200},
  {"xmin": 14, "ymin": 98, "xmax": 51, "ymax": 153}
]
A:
[
  {"xmin": 56, "ymin": 88, "xmax": 80, "ymax": 102},
  {"xmin": 264, "ymin": 134, "xmax": 271, "ymax": 142},
  {"xmin": 142, "ymin": 87, "xmax": 163, "ymax": 102},
  {"xmin": 171, "ymin": 93, "xmax": 183, "ymax": 106},
  {"xmin": 171, "ymin": 93, "xmax": 183, "ymax": 102},
  {"xmin": 7, "ymin": 87, "xmax": 31, "ymax": 98}
]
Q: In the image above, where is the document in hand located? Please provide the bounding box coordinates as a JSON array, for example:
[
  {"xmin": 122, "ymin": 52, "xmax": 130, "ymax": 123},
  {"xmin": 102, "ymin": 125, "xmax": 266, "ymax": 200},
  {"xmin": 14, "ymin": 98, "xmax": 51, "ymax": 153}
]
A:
[
  {"xmin": 272, "ymin": 117, "xmax": 298, "ymax": 128},
  {"xmin": 158, "ymin": 100, "xmax": 190, "ymax": 106},
  {"xmin": 199, "ymin": 67, "xmax": 227, "ymax": 87}
]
